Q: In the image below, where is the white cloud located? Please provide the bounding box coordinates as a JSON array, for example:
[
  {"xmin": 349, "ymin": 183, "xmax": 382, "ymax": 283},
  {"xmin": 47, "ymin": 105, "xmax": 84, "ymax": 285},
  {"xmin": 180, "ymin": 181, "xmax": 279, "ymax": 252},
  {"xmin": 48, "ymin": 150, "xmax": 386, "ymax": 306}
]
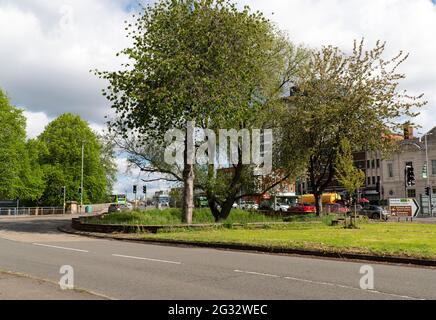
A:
[
  {"xmin": 3, "ymin": 0, "xmax": 436, "ymax": 195},
  {"xmin": 241, "ymin": 0, "xmax": 436, "ymax": 133},
  {"xmin": 0, "ymin": 0, "xmax": 133, "ymax": 123},
  {"xmin": 23, "ymin": 110, "xmax": 51, "ymax": 139}
]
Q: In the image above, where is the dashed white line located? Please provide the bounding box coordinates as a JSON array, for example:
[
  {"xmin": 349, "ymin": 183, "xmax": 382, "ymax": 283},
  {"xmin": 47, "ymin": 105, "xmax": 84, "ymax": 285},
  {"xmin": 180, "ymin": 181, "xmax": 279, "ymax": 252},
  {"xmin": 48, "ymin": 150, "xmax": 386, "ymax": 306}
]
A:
[
  {"xmin": 32, "ymin": 243, "xmax": 89, "ymax": 253},
  {"xmin": 112, "ymin": 254, "xmax": 182, "ymax": 265},
  {"xmin": 234, "ymin": 270, "xmax": 281, "ymax": 278},
  {"xmin": 234, "ymin": 270, "xmax": 424, "ymax": 300}
]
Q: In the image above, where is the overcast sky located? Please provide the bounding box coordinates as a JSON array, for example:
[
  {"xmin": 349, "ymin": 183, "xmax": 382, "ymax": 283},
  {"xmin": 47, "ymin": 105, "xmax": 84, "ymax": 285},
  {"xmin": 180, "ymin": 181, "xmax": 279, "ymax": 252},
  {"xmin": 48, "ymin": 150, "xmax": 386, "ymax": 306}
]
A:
[{"xmin": 1, "ymin": 0, "xmax": 436, "ymax": 196}]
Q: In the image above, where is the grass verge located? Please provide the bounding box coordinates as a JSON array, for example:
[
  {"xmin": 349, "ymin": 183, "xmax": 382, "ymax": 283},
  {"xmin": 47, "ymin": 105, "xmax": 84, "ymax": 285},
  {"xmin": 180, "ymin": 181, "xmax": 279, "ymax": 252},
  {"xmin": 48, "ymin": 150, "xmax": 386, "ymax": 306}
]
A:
[{"xmin": 142, "ymin": 222, "xmax": 436, "ymax": 260}]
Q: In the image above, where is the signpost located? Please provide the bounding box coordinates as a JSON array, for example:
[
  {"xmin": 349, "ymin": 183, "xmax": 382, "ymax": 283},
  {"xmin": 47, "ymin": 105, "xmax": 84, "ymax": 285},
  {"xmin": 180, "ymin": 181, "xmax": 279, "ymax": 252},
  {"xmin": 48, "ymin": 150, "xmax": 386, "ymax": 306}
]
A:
[{"xmin": 389, "ymin": 198, "xmax": 420, "ymax": 218}]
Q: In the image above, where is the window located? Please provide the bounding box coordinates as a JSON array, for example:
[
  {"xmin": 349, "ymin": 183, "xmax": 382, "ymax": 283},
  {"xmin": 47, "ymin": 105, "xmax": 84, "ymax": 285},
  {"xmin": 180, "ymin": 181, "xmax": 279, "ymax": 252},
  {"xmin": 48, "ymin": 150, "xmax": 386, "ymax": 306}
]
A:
[
  {"xmin": 407, "ymin": 189, "xmax": 416, "ymax": 198},
  {"xmin": 367, "ymin": 177, "xmax": 371, "ymax": 186},
  {"xmin": 388, "ymin": 163, "xmax": 394, "ymax": 178},
  {"xmin": 377, "ymin": 176, "xmax": 381, "ymax": 183},
  {"xmin": 433, "ymin": 188, "xmax": 436, "ymax": 195},
  {"xmin": 376, "ymin": 159, "xmax": 380, "ymax": 168},
  {"xmin": 371, "ymin": 160, "xmax": 375, "ymax": 169},
  {"xmin": 432, "ymin": 160, "xmax": 436, "ymax": 175},
  {"xmin": 367, "ymin": 160, "xmax": 370, "ymax": 169},
  {"xmin": 372, "ymin": 176, "xmax": 376, "ymax": 185}
]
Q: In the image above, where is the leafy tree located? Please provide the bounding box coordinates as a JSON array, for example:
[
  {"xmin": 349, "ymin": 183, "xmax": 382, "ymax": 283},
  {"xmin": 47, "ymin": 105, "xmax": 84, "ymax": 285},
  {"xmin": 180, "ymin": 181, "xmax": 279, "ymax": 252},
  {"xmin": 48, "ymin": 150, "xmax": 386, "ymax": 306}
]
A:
[
  {"xmin": 335, "ymin": 139, "xmax": 365, "ymax": 197},
  {"xmin": 98, "ymin": 0, "xmax": 308, "ymax": 222},
  {"xmin": 37, "ymin": 113, "xmax": 114, "ymax": 206},
  {"xmin": 281, "ymin": 40, "xmax": 427, "ymax": 215},
  {"xmin": 0, "ymin": 89, "xmax": 44, "ymax": 203}
]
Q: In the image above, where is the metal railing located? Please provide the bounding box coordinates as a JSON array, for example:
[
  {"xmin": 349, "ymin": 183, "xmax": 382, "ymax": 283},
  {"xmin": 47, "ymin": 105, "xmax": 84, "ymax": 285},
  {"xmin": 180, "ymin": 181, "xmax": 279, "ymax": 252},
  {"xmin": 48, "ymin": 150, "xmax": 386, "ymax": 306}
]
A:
[{"xmin": 0, "ymin": 207, "xmax": 65, "ymax": 217}]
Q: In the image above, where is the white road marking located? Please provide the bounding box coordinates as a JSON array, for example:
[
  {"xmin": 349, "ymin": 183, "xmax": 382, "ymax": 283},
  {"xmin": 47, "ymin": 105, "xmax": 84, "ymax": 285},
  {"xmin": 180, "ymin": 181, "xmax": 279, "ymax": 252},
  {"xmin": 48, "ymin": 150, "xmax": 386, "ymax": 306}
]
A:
[
  {"xmin": 234, "ymin": 270, "xmax": 424, "ymax": 300},
  {"xmin": 32, "ymin": 243, "xmax": 89, "ymax": 253},
  {"xmin": 234, "ymin": 270, "xmax": 281, "ymax": 278},
  {"xmin": 112, "ymin": 254, "xmax": 182, "ymax": 265}
]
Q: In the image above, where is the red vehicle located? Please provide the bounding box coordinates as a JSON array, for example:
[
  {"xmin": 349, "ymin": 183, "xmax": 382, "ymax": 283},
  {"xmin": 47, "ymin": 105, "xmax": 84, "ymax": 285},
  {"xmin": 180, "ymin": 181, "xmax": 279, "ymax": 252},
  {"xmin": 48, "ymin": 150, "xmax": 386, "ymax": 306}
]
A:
[{"xmin": 287, "ymin": 203, "xmax": 316, "ymax": 214}]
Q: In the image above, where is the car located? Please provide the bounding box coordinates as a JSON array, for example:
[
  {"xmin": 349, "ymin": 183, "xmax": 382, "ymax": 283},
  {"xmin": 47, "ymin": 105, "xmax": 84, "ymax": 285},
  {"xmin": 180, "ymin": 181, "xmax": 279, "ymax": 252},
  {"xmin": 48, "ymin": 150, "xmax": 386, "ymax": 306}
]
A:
[
  {"xmin": 288, "ymin": 203, "xmax": 316, "ymax": 214},
  {"xmin": 325, "ymin": 203, "xmax": 349, "ymax": 214},
  {"xmin": 359, "ymin": 205, "xmax": 389, "ymax": 220},
  {"xmin": 232, "ymin": 203, "xmax": 239, "ymax": 209},
  {"xmin": 259, "ymin": 201, "xmax": 274, "ymax": 211},
  {"xmin": 276, "ymin": 203, "xmax": 290, "ymax": 212},
  {"xmin": 240, "ymin": 201, "xmax": 259, "ymax": 210},
  {"xmin": 108, "ymin": 204, "xmax": 123, "ymax": 213}
]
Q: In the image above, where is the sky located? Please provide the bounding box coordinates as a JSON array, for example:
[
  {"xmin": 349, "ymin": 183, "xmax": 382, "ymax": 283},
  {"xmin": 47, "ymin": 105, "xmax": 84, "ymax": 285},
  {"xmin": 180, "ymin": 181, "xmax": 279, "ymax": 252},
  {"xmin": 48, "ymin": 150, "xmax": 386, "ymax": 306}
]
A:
[{"xmin": 1, "ymin": 0, "xmax": 436, "ymax": 196}]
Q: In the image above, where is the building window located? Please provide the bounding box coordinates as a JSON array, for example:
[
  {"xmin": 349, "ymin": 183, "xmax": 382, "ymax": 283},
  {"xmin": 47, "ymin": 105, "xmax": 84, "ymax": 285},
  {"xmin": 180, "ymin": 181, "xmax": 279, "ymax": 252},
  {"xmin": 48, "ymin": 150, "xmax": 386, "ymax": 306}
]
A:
[
  {"xmin": 371, "ymin": 160, "xmax": 375, "ymax": 169},
  {"xmin": 407, "ymin": 189, "xmax": 416, "ymax": 198},
  {"xmin": 433, "ymin": 188, "xmax": 436, "ymax": 195},
  {"xmin": 432, "ymin": 160, "xmax": 436, "ymax": 175},
  {"xmin": 367, "ymin": 177, "xmax": 371, "ymax": 186},
  {"xmin": 372, "ymin": 176, "xmax": 376, "ymax": 185},
  {"xmin": 367, "ymin": 160, "xmax": 370, "ymax": 169},
  {"xmin": 376, "ymin": 159, "xmax": 380, "ymax": 168},
  {"xmin": 388, "ymin": 163, "xmax": 394, "ymax": 178},
  {"xmin": 377, "ymin": 176, "xmax": 381, "ymax": 183}
]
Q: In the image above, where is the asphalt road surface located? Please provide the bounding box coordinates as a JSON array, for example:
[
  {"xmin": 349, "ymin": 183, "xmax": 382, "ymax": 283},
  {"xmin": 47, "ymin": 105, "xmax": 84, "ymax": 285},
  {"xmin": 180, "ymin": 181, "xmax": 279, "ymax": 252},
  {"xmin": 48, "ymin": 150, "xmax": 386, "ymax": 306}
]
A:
[{"xmin": 0, "ymin": 216, "xmax": 435, "ymax": 300}]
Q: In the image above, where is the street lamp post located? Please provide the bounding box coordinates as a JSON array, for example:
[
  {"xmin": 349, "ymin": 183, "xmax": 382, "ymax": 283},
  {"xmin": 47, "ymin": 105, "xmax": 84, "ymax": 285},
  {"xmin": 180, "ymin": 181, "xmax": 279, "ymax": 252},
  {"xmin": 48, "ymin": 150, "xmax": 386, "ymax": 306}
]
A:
[
  {"xmin": 80, "ymin": 141, "xmax": 85, "ymax": 213},
  {"xmin": 425, "ymin": 133, "xmax": 433, "ymax": 217}
]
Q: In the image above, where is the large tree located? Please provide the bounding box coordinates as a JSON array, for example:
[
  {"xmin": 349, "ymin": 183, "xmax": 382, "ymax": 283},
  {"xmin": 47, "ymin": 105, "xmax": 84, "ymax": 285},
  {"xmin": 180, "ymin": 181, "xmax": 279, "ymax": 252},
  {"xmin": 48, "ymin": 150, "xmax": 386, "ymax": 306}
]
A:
[
  {"xmin": 99, "ymin": 0, "xmax": 308, "ymax": 223},
  {"xmin": 97, "ymin": 0, "xmax": 306, "ymax": 223},
  {"xmin": 0, "ymin": 89, "xmax": 45, "ymax": 203},
  {"xmin": 37, "ymin": 113, "xmax": 115, "ymax": 206},
  {"xmin": 281, "ymin": 40, "xmax": 427, "ymax": 215}
]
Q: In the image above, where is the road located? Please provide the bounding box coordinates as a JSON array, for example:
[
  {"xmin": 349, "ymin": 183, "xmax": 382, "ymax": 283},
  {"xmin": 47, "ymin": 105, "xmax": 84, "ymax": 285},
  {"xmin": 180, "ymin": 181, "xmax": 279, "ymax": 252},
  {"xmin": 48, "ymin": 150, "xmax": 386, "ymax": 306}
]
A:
[{"xmin": 0, "ymin": 216, "xmax": 435, "ymax": 300}]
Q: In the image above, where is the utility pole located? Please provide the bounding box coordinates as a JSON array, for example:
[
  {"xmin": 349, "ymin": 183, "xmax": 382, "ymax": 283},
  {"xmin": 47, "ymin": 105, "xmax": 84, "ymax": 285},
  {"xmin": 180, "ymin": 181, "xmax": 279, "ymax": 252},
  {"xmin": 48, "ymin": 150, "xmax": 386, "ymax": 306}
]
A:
[
  {"xmin": 425, "ymin": 133, "xmax": 433, "ymax": 217},
  {"xmin": 80, "ymin": 141, "xmax": 85, "ymax": 213}
]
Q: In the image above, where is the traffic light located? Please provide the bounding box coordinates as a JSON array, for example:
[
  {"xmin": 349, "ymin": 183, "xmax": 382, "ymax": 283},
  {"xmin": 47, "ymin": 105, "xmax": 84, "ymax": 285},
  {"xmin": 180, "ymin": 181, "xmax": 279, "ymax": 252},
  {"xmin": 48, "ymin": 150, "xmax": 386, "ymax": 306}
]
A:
[
  {"xmin": 425, "ymin": 187, "xmax": 431, "ymax": 196},
  {"xmin": 143, "ymin": 186, "xmax": 147, "ymax": 194},
  {"xmin": 406, "ymin": 166, "xmax": 416, "ymax": 187},
  {"xmin": 79, "ymin": 187, "xmax": 83, "ymax": 195},
  {"xmin": 60, "ymin": 186, "xmax": 66, "ymax": 196},
  {"xmin": 133, "ymin": 185, "xmax": 137, "ymax": 194}
]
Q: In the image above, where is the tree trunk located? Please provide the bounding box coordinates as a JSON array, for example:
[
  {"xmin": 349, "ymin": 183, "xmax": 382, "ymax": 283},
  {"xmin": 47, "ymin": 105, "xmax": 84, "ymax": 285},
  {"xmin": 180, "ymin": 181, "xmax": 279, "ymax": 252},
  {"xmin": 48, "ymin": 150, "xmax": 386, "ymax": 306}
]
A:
[
  {"xmin": 183, "ymin": 163, "xmax": 195, "ymax": 224},
  {"xmin": 182, "ymin": 123, "xmax": 195, "ymax": 224},
  {"xmin": 314, "ymin": 192, "xmax": 323, "ymax": 216}
]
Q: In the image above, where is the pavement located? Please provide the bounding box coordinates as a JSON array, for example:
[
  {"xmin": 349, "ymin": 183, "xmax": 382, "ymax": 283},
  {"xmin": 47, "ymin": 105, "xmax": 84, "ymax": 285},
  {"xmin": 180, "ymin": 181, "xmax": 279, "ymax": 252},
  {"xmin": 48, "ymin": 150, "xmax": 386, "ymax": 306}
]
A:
[{"xmin": 0, "ymin": 216, "xmax": 435, "ymax": 300}]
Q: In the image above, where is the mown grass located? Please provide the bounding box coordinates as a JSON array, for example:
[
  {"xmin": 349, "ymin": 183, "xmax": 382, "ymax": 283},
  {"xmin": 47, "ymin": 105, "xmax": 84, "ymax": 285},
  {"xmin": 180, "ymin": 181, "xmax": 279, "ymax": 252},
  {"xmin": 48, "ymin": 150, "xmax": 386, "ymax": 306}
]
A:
[
  {"xmin": 143, "ymin": 222, "xmax": 436, "ymax": 259},
  {"xmin": 86, "ymin": 208, "xmax": 288, "ymax": 226}
]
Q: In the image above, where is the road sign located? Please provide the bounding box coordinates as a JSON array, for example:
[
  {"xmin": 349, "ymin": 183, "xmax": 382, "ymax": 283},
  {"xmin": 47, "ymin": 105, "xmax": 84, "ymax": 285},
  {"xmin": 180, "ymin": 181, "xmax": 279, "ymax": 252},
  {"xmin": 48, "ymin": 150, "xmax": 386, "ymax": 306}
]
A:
[{"xmin": 389, "ymin": 198, "xmax": 420, "ymax": 218}]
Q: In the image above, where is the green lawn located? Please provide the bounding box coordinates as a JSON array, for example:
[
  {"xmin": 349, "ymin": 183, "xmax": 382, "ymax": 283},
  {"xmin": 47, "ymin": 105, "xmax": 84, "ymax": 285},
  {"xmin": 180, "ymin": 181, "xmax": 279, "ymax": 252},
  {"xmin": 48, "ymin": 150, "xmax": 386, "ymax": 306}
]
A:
[{"xmin": 142, "ymin": 222, "xmax": 436, "ymax": 259}]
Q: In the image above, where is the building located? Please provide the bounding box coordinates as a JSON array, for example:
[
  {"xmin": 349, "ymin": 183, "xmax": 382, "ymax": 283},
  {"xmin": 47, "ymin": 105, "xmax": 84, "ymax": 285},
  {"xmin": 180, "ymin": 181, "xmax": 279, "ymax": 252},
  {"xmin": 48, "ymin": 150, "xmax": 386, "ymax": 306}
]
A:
[{"xmin": 377, "ymin": 127, "xmax": 436, "ymax": 215}]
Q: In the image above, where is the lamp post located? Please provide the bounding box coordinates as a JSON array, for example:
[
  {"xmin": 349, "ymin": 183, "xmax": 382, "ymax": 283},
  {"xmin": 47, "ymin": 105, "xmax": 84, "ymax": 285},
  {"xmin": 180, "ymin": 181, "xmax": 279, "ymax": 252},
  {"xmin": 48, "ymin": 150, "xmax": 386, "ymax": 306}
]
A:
[
  {"xmin": 80, "ymin": 141, "xmax": 85, "ymax": 213},
  {"xmin": 425, "ymin": 133, "xmax": 433, "ymax": 217}
]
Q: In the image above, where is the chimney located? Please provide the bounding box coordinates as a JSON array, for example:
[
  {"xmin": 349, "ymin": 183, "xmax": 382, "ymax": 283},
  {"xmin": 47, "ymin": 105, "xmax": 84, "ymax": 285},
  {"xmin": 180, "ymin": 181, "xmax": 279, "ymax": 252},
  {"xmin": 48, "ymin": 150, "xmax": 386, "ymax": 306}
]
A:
[{"xmin": 403, "ymin": 123, "xmax": 414, "ymax": 140}]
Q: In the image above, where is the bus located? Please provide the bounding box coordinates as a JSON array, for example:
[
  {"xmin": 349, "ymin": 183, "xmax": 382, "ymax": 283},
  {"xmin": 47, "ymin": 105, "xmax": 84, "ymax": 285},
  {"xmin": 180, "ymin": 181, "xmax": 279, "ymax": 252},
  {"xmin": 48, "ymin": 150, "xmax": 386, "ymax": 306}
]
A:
[{"xmin": 111, "ymin": 194, "xmax": 127, "ymax": 205}]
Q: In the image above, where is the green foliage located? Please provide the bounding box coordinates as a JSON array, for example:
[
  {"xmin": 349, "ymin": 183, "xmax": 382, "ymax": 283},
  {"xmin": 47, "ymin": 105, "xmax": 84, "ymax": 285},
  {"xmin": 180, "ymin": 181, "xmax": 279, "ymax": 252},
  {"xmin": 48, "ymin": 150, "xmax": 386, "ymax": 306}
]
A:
[
  {"xmin": 87, "ymin": 208, "xmax": 284, "ymax": 226},
  {"xmin": 280, "ymin": 39, "xmax": 427, "ymax": 215},
  {"xmin": 0, "ymin": 89, "xmax": 44, "ymax": 202},
  {"xmin": 37, "ymin": 113, "xmax": 114, "ymax": 205},
  {"xmin": 335, "ymin": 138, "xmax": 365, "ymax": 194}
]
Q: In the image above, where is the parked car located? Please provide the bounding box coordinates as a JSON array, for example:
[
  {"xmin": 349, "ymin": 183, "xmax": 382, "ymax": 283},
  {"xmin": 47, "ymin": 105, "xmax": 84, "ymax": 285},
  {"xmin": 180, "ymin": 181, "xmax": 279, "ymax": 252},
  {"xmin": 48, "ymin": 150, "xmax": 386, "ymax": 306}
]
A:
[
  {"xmin": 232, "ymin": 203, "xmax": 239, "ymax": 209},
  {"xmin": 288, "ymin": 203, "xmax": 316, "ymax": 214},
  {"xmin": 240, "ymin": 201, "xmax": 259, "ymax": 210},
  {"xmin": 359, "ymin": 205, "xmax": 389, "ymax": 220},
  {"xmin": 108, "ymin": 204, "xmax": 129, "ymax": 213},
  {"xmin": 276, "ymin": 203, "xmax": 290, "ymax": 212},
  {"xmin": 325, "ymin": 203, "xmax": 349, "ymax": 214},
  {"xmin": 108, "ymin": 204, "xmax": 120, "ymax": 213},
  {"xmin": 259, "ymin": 201, "xmax": 274, "ymax": 211}
]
